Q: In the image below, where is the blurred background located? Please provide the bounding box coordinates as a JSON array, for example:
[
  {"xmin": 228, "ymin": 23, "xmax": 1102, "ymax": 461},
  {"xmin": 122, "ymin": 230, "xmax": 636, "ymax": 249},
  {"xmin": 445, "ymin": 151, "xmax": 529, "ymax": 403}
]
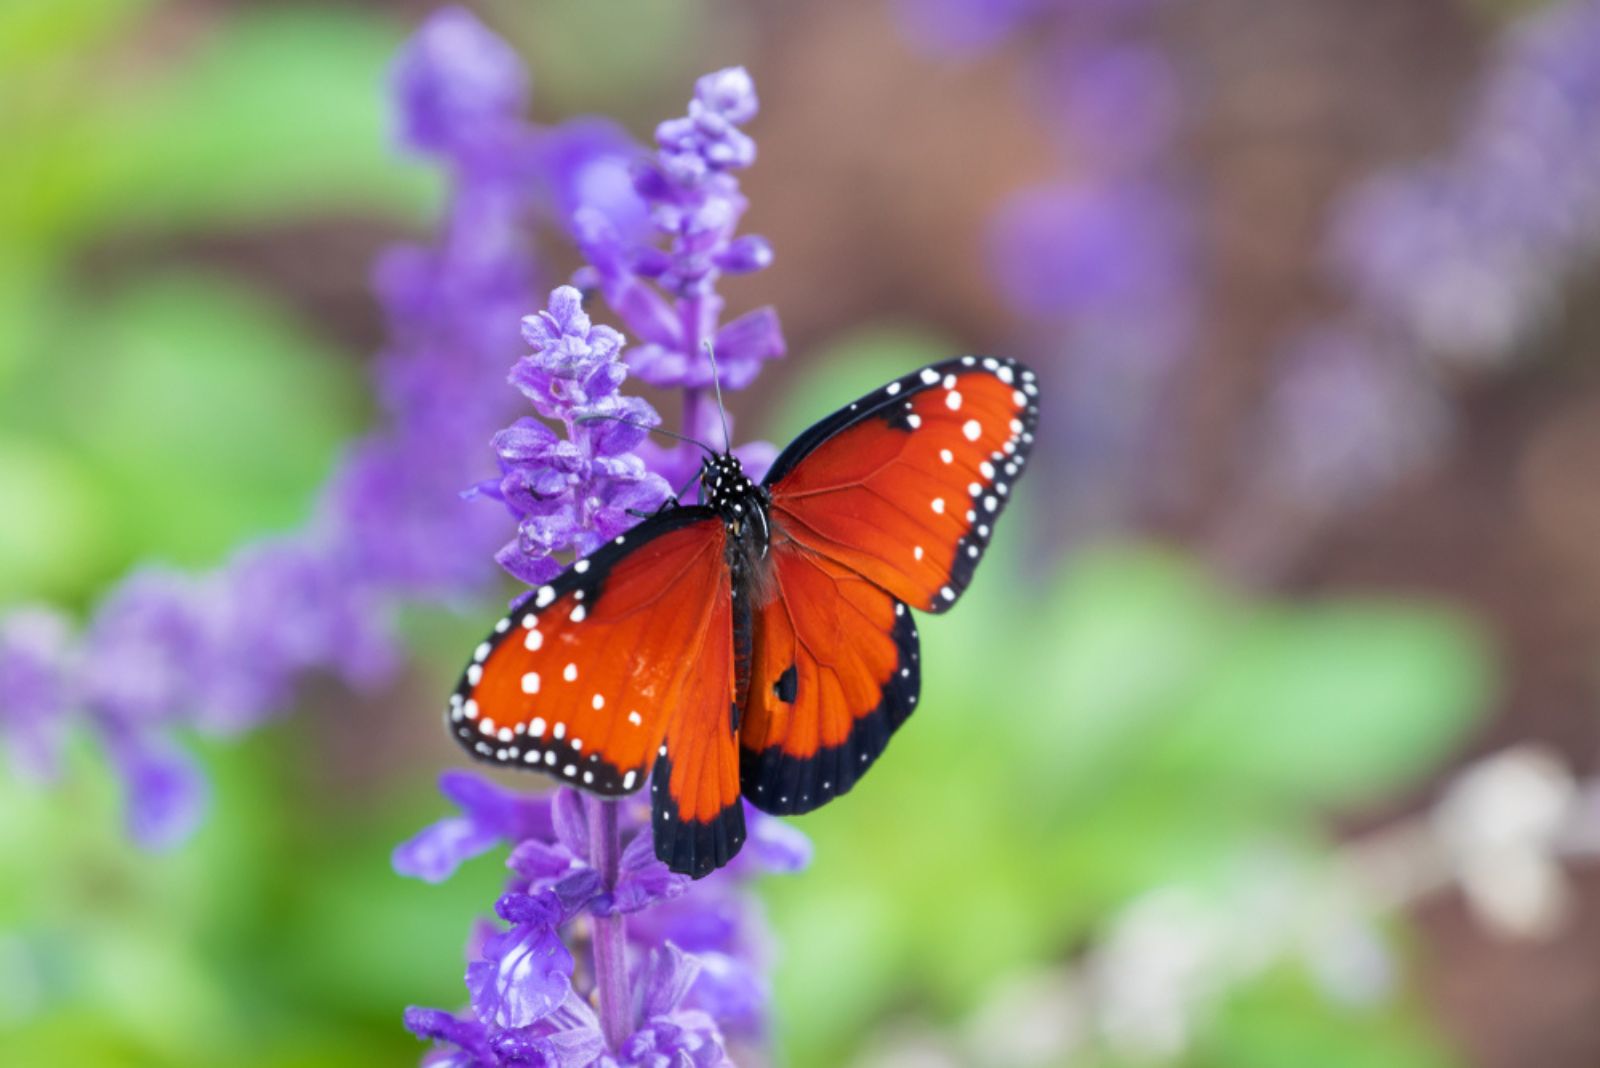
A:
[{"xmin": 3, "ymin": 0, "xmax": 1599, "ymax": 1065}]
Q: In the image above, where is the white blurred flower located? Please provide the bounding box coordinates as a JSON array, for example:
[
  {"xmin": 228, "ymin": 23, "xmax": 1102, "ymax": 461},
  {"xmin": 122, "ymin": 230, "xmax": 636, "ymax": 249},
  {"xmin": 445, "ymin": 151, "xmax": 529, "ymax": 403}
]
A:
[{"xmin": 1430, "ymin": 746, "xmax": 1580, "ymax": 939}]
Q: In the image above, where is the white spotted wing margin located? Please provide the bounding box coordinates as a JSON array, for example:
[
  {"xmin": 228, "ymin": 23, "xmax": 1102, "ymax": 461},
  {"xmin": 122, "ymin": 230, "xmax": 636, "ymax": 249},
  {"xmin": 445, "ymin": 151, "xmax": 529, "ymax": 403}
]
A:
[{"xmin": 444, "ymin": 503, "xmax": 732, "ymax": 802}]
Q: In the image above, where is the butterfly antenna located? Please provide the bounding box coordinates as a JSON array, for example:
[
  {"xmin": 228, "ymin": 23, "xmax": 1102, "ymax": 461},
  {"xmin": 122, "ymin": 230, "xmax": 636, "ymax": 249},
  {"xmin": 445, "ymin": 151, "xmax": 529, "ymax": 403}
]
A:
[
  {"xmin": 704, "ymin": 341, "xmax": 733, "ymax": 454},
  {"xmin": 577, "ymin": 413, "xmax": 716, "ymax": 455}
]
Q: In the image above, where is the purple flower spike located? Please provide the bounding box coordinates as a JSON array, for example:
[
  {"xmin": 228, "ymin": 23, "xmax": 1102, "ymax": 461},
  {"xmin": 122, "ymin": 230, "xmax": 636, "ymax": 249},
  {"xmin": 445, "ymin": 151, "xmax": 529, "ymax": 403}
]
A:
[
  {"xmin": 571, "ymin": 67, "xmax": 784, "ymax": 409},
  {"xmin": 107, "ymin": 730, "xmax": 209, "ymax": 852},
  {"xmin": 484, "ymin": 286, "xmax": 673, "ymax": 582},
  {"xmin": 469, "ymin": 897, "xmax": 576, "ymax": 1029},
  {"xmin": 393, "ymin": 6, "xmax": 528, "ymax": 158},
  {"xmin": 0, "ymin": 607, "xmax": 74, "ymax": 781},
  {"xmin": 394, "ymin": 773, "xmax": 557, "ymax": 882}
]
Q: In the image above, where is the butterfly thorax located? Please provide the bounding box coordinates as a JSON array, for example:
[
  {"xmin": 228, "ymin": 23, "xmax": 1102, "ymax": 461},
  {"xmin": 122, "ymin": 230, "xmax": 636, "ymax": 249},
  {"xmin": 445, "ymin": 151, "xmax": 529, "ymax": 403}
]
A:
[{"xmin": 699, "ymin": 452, "xmax": 771, "ymax": 557}]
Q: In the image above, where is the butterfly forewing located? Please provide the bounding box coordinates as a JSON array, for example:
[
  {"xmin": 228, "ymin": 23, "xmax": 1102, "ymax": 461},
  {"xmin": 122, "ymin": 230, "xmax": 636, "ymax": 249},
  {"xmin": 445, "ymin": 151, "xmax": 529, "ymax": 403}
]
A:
[
  {"xmin": 763, "ymin": 356, "xmax": 1039, "ymax": 613},
  {"xmin": 447, "ymin": 508, "xmax": 731, "ymax": 798}
]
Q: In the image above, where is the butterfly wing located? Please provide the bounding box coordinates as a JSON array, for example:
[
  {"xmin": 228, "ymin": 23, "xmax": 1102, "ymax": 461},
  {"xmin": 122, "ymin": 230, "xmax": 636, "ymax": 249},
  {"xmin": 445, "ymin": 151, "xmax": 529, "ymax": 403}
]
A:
[
  {"xmin": 739, "ymin": 541, "xmax": 919, "ymax": 815},
  {"xmin": 738, "ymin": 356, "xmax": 1037, "ymax": 814},
  {"xmin": 447, "ymin": 506, "xmax": 745, "ymax": 876},
  {"xmin": 762, "ymin": 355, "xmax": 1039, "ymax": 614}
]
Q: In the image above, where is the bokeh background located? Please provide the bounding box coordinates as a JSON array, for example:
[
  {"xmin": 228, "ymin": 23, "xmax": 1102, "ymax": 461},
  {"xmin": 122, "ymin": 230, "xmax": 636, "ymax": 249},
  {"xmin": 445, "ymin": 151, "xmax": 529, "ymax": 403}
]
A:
[{"xmin": 3, "ymin": 0, "xmax": 1600, "ymax": 1065}]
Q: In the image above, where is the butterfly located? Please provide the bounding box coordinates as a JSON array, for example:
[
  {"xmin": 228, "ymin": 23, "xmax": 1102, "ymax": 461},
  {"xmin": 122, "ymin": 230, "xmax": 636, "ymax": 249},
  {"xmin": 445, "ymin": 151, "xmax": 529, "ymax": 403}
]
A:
[{"xmin": 446, "ymin": 355, "xmax": 1039, "ymax": 876}]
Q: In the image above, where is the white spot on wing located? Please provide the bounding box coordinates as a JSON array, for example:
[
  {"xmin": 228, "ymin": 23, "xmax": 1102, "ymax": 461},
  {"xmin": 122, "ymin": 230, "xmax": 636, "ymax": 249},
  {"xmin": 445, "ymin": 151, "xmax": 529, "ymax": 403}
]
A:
[
  {"xmin": 931, "ymin": 497, "xmax": 945, "ymax": 514},
  {"xmin": 524, "ymin": 629, "xmax": 543, "ymax": 651},
  {"xmin": 963, "ymin": 419, "xmax": 982, "ymax": 442},
  {"xmin": 591, "ymin": 693, "xmax": 605, "ymax": 710},
  {"xmin": 521, "ymin": 672, "xmax": 540, "ymax": 694},
  {"xmin": 940, "ymin": 448, "xmax": 954, "ymax": 464},
  {"xmin": 920, "ymin": 368, "xmax": 940, "ymax": 385},
  {"xmin": 535, "ymin": 586, "xmax": 555, "ymax": 608},
  {"xmin": 574, "ymin": 559, "xmax": 589, "ymax": 574},
  {"xmin": 570, "ymin": 605, "xmax": 587, "ymax": 623},
  {"xmin": 946, "ymin": 390, "xmax": 962, "ymax": 411},
  {"xmin": 564, "ymin": 662, "xmax": 578, "ymax": 682}
]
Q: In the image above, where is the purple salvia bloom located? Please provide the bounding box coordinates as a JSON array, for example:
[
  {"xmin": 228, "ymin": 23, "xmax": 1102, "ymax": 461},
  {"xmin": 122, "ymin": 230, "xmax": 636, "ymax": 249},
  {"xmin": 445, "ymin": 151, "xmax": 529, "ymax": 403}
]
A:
[
  {"xmin": 891, "ymin": 0, "xmax": 1050, "ymax": 57},
  {"xmin": 572, "ymin": 66, "xmax": 785, "ymax": 400},
  {"xmin": 406, "ymin": 63, "xmax": 807, "ymax": 1067},
  {"xmin": 892, "ymin": 1, "xmax": 1192, "ymax": 544},
  {"xmin": 1252, "ymin": 328, "xmax": 1451, "ymax": 515},
  {"xmin": 1332, "ymin": 0, "xmax": 1600, "ymax": 369},
  {"xmin": 0, "ymin": 607, "xmax": 74, "ymax": 781},
  {"xmin": 470, "ymin": 890, "xmax": 576, "ymax": 1029},
  {"xmin": 394, "ymin": 771, "xmax": 559, "ymax": 883},
  {"xmin": 103, "ymin": 727, "xmax": 209, "ymax": 851},
  {"xmin": 477, "ymin": 285, "xmax": 673, "ymax": 583},
  {"xmin": 403, "ymin": 783, "xmax": 808, "ymax": 1062},
  {"xmin": 393, "ymin": 6, "xmax": 528, "ymax": 159}
]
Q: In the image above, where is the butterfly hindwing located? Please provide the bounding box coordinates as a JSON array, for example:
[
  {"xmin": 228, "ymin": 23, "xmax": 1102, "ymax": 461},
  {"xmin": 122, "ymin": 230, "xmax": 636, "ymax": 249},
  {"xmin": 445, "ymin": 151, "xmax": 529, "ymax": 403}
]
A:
[
  {"xmin": 739, "ymin": 541, "xmax": 920, "ymax": 815},
  {"xmin": 763, "ymin": 355, "xmax": 1039, "ymax": 614},
  {"xmin": 446, "ymin": 507, "xmax": 730, "ymax": 805}
]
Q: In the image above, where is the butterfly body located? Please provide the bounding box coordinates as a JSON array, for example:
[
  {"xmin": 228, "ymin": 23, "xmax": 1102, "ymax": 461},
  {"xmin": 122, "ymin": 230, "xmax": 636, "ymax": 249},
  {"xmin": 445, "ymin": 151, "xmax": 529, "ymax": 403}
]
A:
[{"xmin": 448, "ymin": 356, "xmax": 1039, "ymax": 876}]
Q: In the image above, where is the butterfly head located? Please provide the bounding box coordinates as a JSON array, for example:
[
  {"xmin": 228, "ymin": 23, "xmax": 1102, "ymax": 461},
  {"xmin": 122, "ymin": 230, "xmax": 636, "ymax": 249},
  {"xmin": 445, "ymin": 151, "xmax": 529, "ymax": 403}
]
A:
[{"xmin": 700, "ymin": 451, "xmax": 770, "ymax": 555}]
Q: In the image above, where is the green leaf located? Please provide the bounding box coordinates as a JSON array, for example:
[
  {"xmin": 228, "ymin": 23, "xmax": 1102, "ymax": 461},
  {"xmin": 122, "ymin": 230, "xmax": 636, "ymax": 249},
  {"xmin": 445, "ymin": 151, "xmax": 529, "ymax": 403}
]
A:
[
  {"xmin": 48, "ymin": 271, "xmax": 363, "ymax": 581},
  {"xmin": 101, "ymin": 7, "xmax": 434, "ymax": 230},
  {"xmin": 1151, "ymin": 601, "xmax": 1493, "ymax": 808}
]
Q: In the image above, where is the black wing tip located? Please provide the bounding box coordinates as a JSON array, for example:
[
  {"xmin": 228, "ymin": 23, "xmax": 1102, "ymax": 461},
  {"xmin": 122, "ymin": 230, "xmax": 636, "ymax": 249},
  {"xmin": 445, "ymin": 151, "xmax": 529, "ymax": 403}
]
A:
[
  {"xmin": 649, "ymin": 755, "xmax": 748, "ymax": 878},
  {"xmin": 742, "ymin": 605, "xmax": 920, "ymax": 816}
]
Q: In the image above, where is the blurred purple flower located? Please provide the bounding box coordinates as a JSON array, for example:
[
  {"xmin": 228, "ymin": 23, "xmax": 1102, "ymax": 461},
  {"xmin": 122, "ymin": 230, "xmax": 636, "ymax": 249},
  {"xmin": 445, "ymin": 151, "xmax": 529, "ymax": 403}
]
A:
[
  {"xmin": 895, "ymin": 1, "xmax": 1192, "ymax": 546},
  {"xmin": 1253, "ymin": 328, "xmax": 1450, "ymax": 514},
  {"xmin": 1332, "ymin": 0, "xmax": 1600, "ymax": 368},
  {"xmin": 0, "ymin": 608, "xmax": 74, "ymax": 781},
  {"xmin": 0, "ymin": 6, "xmax": 645, "ymax": 845},
  {"xmin": 393, "ymin": 6, "xmax": 527, "ymax": 159},
  {"xmin": 989, "ymin": 181, "xmax": 1189, "ymax": 325}
]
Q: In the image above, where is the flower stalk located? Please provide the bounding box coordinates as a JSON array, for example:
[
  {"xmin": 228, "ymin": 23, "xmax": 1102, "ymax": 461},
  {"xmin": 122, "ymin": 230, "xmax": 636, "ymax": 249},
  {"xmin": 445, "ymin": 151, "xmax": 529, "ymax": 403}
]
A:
[{"xmin": 586, "ymin": 795, "xmax": 632, "ymax": 1052}]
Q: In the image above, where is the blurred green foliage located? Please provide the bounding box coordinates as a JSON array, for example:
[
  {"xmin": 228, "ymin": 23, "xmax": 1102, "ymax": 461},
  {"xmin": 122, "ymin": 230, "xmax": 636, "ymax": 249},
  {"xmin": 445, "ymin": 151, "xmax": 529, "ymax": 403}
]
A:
[{"xmin": 0, "ymin": 2, "xmax": 432, "ymax": 606}]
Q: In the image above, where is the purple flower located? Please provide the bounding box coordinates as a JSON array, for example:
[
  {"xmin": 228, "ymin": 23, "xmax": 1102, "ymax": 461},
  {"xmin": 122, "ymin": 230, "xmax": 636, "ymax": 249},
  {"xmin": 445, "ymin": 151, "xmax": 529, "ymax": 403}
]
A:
[
  {"xmin": 0, "ymin": 607, "xmax": 74, "ymax": 781},
  {"xmin": 1251, "ymin": 328, "xmax": 1450, "ymax": 515},
  {"xmin": 471, "ymin": 890, "xmax": 576, "ymax": 1029},
  {"xmin": 572, "ymin": 67, "xmax": 785, "ymax": 401},
  {"xmin": 891, "ymin": 0, "xmax": 1049, "ymax": 57},
  {"xmin": 402, "ymin": 783, "xmax": 808, "ymax": 1062},
  {"xmin": 393, "ymin": 6, "xmax": 528, "ymax": 158},
  {"xmin": 104, "ymin": 727, "xmax": 209, "ymax": 851},
  {"xmin": 988, "ymin": 181, "xmax": 1189, "ymax": 325},
  {"xmin": 404, "ymin": 61, "xmax": 805, "ymax": 1068},
  {"xmin": 600, "ymin": 945, "xmax": 732, "ymax": 1068},
  {"xmin": 473, "ymin": 285, "xmax": 674, "ymax": 583},
  {"xmin": 394, "ymin": 772, "xmax": 559, "ymax": 883},
  {"xmin": 1331, "ymin": 0, "xmax": 1600, "ymax": 368}
]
